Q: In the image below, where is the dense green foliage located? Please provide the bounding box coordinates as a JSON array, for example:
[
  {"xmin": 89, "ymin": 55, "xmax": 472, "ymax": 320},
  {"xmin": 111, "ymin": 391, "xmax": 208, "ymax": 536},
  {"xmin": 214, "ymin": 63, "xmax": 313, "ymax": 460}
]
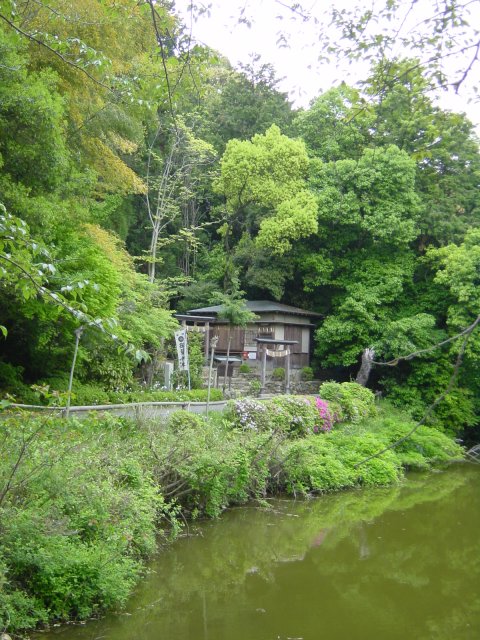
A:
[
  {"xmin": 318, "ymin": 381, "xmax": 377, "ymax": 423},
  {"xmin": 0, "ymin": 2, "xmax": 477, "ymax": 636},
  {"xmin": 0, "ymin": 395, "xmax": 463, "ymax": 634},
  {"xmin": 6, "ymin": 375, "xmax": 223, "ymax": 405},
  {"xmin": 0, "ymin": 414, "xmax": 165, "ymax": 631},
  {"xmin": 0, "ymin": 2, "xmax": 479, "ymax": 436},
  {"xmin": 0, "ymin": 7, "xmax": 480, "ymax": 432}
]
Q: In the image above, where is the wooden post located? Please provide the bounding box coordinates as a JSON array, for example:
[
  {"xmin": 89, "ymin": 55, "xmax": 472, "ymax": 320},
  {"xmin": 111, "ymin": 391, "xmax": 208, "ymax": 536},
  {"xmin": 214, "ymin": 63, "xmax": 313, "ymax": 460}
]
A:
[
  {"xmin": 206, "ymin": 336, "xmax": 218, "ymax": 417},
  {"xmin": 204, "ymin": 321, "xmax": 210, "ymax": 361},
  {"xmin": 260, "ymin": 344, "xmax": 267, "ymax": 395},
  {"xmin": 285, "ymin": 348, "xmax": 291, "ymax": 394}
]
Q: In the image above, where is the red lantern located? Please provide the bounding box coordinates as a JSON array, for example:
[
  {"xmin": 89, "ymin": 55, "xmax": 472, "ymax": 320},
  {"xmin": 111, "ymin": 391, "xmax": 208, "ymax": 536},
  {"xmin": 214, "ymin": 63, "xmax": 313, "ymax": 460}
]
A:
[{"xmin": 242, "ymin": 351, "xmax": 248, "ymax": 360}]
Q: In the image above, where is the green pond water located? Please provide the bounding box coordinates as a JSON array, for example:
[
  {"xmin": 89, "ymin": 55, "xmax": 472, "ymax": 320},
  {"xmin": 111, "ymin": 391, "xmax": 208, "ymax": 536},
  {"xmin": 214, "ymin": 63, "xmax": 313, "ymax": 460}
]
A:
[{"xmin": 39, "ymin": 464, "xmax": 480, "ymax": 640}]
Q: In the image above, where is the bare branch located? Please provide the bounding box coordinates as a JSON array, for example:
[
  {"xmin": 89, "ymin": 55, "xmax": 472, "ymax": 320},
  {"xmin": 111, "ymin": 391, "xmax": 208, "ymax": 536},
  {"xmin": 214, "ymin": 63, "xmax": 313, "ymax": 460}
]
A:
[
  {"xmin": 147, "ymin": 0, "xmax": 177, "ymax": 129},
  {"xmin": 453, "ymin": 38, "xmax": 480, "ymax": 92}
]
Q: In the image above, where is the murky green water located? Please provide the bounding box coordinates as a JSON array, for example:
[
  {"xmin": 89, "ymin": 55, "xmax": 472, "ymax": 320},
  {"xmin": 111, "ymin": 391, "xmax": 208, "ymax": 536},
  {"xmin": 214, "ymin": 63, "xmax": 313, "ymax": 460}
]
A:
[{"xmin": 39, "ymin": 464, "xmax": 480, "ymax": 640}]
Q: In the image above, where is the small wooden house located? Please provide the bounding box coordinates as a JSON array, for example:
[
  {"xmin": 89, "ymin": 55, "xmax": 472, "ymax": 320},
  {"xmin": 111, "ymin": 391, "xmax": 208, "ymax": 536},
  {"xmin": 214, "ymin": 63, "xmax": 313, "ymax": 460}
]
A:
[{"xmin": 186, "ymin": 300, "xmax": 321, "ymax": 369}]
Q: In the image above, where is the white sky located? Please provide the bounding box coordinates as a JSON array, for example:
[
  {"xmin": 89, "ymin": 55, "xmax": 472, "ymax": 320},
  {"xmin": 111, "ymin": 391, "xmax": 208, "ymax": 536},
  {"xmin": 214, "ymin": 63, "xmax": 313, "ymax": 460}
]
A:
[{"xmin": 174, "ymin": 0, "xmax": 480, "ymax": 129}]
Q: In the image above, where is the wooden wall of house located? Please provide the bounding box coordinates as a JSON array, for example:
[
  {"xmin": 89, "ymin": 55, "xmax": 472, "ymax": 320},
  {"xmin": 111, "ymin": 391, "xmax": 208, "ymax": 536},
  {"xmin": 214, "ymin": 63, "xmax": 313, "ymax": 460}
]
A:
[
  {"xmin": 269, "ymin": 353, "xmax": 309, "ymax": 368},
  {"xmin": 210, "ymin": 325, "xmax": 245, "ymax": 352},
  {"xmin": 291, "ymin": 353, "xmax": 309, "ymax": 367},
  {"xmin": 210, "ymin": 321, "xmax": 311, "ymax": 368}
]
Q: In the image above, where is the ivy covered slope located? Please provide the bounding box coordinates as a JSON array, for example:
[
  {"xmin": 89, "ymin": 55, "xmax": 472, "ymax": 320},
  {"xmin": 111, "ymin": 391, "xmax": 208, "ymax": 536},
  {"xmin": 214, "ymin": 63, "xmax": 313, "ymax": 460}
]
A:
[{"xmin": 0, "ymin": 384, "xmax": 462, "ymax": 634}]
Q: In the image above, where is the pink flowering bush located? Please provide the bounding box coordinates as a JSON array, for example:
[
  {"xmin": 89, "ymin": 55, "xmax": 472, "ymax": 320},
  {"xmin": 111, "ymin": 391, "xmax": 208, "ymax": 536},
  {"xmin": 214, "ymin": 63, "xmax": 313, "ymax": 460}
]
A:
[
  {"xmin": 226, "ymin": 395, "xmax": 339, "ymax": 437},
  {"xmin": 318, "ymin": 382, "xmax": 377, "ymax": 423},
  {"xmin": 269, "ymin": 396, "xmax": 320, "ymax": 437},
  {"xmin": 313, "ymin": 397, "xmax": 334, "ymax": 432}
]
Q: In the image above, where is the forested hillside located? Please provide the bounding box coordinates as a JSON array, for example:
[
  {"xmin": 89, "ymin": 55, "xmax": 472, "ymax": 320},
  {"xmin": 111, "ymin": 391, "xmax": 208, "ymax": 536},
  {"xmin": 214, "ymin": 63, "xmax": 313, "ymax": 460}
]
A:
[{"xmin": 0, "ymin": 0, "xmax": 479, "ymax": 437}]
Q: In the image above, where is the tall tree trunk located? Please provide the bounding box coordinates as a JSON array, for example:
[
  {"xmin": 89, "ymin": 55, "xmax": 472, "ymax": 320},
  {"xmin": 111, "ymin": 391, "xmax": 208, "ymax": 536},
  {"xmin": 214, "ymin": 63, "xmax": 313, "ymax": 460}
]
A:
[
  {"xmin": 356, "ymin": 348, "xmax": 375, "ymax": 386},
  {"xmin": 148, "ymin": 229, "xmax": 159, "ymax": 283}
]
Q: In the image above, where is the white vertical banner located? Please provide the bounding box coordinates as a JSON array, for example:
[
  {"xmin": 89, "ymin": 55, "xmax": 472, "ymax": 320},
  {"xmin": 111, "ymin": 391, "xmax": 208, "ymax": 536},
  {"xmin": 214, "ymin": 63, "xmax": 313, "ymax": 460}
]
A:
[{"xmin": 175, "ymin": 329, "xmax": 190, "ymax": 372}]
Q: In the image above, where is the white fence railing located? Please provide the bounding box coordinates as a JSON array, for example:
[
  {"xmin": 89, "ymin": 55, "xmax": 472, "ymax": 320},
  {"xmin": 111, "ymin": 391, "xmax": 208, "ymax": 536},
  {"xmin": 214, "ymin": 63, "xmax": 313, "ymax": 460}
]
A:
[{"xmin": 5, "ymin": 400, "xmax": 228, "ymax": 420}]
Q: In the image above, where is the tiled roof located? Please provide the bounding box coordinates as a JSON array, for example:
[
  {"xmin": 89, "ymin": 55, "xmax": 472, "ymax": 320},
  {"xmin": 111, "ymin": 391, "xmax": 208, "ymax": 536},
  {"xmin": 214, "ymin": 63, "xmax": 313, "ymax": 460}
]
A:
[{"xmin": 188, "ymin": 300, "xmax": 322, "ymax": 318}]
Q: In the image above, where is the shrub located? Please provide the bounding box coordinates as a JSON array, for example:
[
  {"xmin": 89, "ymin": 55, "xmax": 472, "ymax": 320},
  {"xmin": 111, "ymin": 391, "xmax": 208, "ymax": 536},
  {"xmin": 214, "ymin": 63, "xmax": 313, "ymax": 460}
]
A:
[
  {"xmin": 167, "ymin": 410, "xmax": 206, "ymax": 432},
  {"xmin": 325, "ymin": 402, "xmax": 464, "ymax": 471},
  {"xmin": 313, "ymin": 397, "xmax": 335, "ymax": 432},
  {"xmin": 282, "ymin": 436, "xmax": 356, "ymax": 494},
  {"xmin": 319, "ymin": 381, "xmax": 377, "ymax": 423},
  {"xmin": 6, "ymin": 381, "xmax": 224, "ymax": 407},
  {"xmin": 249, "ymin": 379, "xmax": 262, "ymax": 397},
  {"xmin": 225, "ymin": 395, "xmax": 338, "ymax": 437},
  {"xmin": 70, "ymin": 384, "xmax": 111, "ymax": 406},
  {"xmin": 269, "ymin": 396, "xmax": 324, "ymax": 437},
  {"xmin": 327, "ymin": 431, "xmax": 403, "ymax": 487},
  {"xmin": 84, "ymin": 344, "xmax": 135, "ymax": 391},
  {"xmin": 0, "ymin": 360, "xmax": 39, "ymax": 404},
  {"xmin": 186, "ymin": 331, "xmax": 205, "ymax": 389},
  {"xmin": 281, "ymin": 432, "xmax": 402, "ymax": 496},
  {"xmin": 0, "ymin": 414, "xmax": 166, "ymax": 633},
  {"xmin": 300, "ymin": 366, "xmax": 314, "ymax": 381},
  {"xmin": 272, "ymin": 367, "xmax": 285, "ymax": 380},
  {"xmin": 37, "ymin": 377, "xmax": 111, "ymax": 406},
  {"xmin": 109, "ymin": 388, "xmax": 223, "ymax": 403},
  {"xmin": 0, "ymin": 360, "xmax": 24, "ymax": 389},
  {"xmin": 224, "ymin": 397, "xmax": 271, "ymax": 432},
  {"xmin": 368, "ymin": 411, "xmax": 464, "ymax": 468},
  {"xmin": 146, "ymin": 417, "xmax": 278, "ymax": 518},
  {"xmin": 170, "ymin": 369, "xmax": 190, "ymax": 390},
  {"xmin": 239, "ymin": 363, "xmax": 251, "ymax": 374}
]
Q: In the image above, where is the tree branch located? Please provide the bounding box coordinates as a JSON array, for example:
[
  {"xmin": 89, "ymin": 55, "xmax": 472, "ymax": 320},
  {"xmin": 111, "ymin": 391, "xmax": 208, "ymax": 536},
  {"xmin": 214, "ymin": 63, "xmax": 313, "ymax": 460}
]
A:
[
  {"xmin": 453, "ymin": 38, "xmax": 480, "ymax": 93},
  {"xmin": 0, "ymin": 11, "xmax": 111, "ymax": 90},
  {"xmin": 147, "ymin": 0, "xmax": 177, "ymax": 129},
  {"xmin": 371, "ymin": 314, "xmax": 480, "ymax": 367},
  {"xmin": 355, "ymin": 314, "xmax": 480, "ymax": 467}
]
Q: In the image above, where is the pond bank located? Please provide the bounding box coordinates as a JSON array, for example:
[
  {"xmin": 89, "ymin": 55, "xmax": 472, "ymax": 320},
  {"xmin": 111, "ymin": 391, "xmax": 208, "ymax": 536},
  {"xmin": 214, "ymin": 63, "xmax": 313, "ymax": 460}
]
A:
[
  {"xmin": 0, "ymin": 394, "xmax": 464, "ymax": 636},
  {"xmin": 35, "ymin": 464, "xmax": 480, "ymax": 640}
]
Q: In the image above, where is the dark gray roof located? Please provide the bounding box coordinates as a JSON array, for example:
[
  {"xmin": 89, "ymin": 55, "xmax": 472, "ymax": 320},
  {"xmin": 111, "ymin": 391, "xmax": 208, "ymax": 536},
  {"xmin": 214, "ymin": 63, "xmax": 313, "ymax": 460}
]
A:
[
  {"xmin": 174, "ymin": 314, "xmax": 216, "ymax": 322},
  {"xmin": 254, "ymin": 337, "xmax": 298, "ymax": 344},
  {"xmin": 188, "ymin": 300, "xmax": 321, "ymax": 318}
]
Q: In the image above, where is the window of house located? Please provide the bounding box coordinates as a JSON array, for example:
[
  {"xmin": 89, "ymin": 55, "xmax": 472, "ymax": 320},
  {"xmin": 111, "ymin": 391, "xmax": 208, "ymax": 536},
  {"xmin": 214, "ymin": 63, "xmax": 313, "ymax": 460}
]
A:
[
  {"xmin": 257, "ymin": 325, "xmax": 274, "ymax": 337},
  {"xmin": 244, "ymin": 328, "xmax": 258, "ymax": 348}
]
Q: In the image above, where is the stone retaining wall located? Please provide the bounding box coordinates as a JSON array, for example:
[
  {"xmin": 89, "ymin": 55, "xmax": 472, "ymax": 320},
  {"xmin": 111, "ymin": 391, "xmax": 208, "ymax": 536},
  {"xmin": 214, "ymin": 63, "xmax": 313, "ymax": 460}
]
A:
[{"xmin": 224, "ymin": 373, "xmax": 322, "ymax": 397}]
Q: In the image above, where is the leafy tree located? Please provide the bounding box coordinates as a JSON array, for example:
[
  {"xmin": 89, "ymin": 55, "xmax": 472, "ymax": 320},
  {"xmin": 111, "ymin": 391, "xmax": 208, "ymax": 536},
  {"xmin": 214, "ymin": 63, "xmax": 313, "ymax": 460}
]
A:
[
  {"xmin": 293, "ymin": 84, "xmax": 374, "ymax": 161},
  {"xmin": 302, "ymin": 145, "xmax": 420, "ymax": 367},
  {"xmin": 316, "ymin": 0, "xmax": 480, "ymax": 96},
  {"xmin": 213, "ymin": 287, "xmax": 257, "ymax": 393},
  {"xmin": 198, "ymin": 54, "xmax": 294, "ymax": 154},
  {"xmin": 215, "ymin": 124, "xmax": 318, "ymax": 267},
  {"xmin": 314, "ymin": 144, "xmax": 420, "ymax": 246},
  {"xmin": 143, "ymin": 118, "xmax": 215, "ymax": 282},
  {"xmin": 295, "ymin": 63, "xmax": 480, "ymax": 249},
  {"xmin": 365, "ymin": 59, "xmax": 480, "ymax": 246}
]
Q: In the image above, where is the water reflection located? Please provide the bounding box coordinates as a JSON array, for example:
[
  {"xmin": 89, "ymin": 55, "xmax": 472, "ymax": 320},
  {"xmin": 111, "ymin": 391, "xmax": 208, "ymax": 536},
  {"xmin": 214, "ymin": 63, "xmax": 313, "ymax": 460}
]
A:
[{"xmin": 39, "ymin": 464, "xmax": 480, "ymax": 640}]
